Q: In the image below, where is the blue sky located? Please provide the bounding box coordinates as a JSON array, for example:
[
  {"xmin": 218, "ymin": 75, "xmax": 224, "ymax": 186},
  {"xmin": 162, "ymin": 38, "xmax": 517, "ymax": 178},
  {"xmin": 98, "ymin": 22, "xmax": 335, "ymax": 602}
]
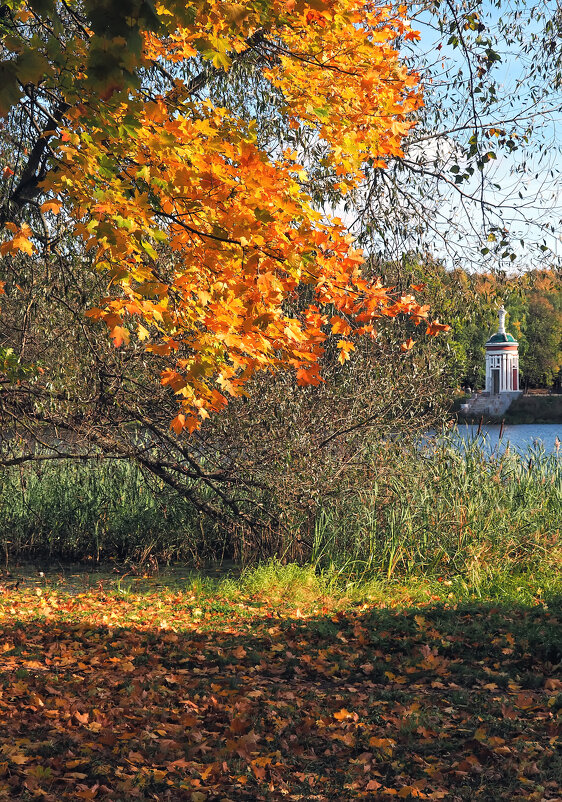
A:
[{"xmin": 355, "ymin": 0, "xmax": 562, "ymax": 270}]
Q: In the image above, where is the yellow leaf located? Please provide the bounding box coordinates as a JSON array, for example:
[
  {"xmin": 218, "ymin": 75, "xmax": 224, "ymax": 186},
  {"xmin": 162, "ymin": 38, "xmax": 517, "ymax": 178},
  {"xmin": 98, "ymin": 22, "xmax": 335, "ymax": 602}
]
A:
[
  {"xmin": 151, "ymin": 769, "xmax": 167, "ymax": 781},
  {"xmin": 137, "ymin": 323, "xmax": 150, "ymax": 341},
  {"xmin": 369, "ymin": 737, "xmax": 395, "ymax": 750},
  {"xmin": 66, "ymin": 759, "xmax": 86, "ymax": 769},
  {"xmin": 111, "ymin": 325, "xmax": 130, "ymax": 347},
  {"xmin": 10, "ymin": 754, "xmax": 30, "ymax": 765},
  {"xmin": 0, "ymin": 227, "xmax": 34, "ymax": 256},
  {"xmin": 399, "ymin": 786, "xmax": 424, "ymax": 798},
  {"xmin": 330, "ymin": 316, "xmax": 351, "ymax": 335}
]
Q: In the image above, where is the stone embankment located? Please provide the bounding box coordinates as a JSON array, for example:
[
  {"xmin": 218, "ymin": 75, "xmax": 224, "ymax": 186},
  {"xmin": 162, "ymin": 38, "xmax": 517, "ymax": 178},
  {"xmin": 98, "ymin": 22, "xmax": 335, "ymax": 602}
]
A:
[{"xmin": 459, "ymin": 391, "xmax": 521, "ymax": 420}]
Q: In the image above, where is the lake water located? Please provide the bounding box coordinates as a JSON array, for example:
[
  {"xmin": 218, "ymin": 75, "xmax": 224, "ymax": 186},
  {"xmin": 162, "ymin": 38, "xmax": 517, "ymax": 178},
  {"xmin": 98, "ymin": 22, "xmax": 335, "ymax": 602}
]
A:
[{"xmin": 450, "ymin": 423, "xmax": 562, "ymax": 455}]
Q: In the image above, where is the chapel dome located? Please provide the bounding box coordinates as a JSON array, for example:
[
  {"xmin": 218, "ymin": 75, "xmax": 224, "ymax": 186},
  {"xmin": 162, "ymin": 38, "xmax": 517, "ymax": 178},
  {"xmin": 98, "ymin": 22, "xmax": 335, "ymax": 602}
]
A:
[
  {"xmin": 485, "ymin": 305, "xmax": 518, "ymax": 346},
  {"xmin": 486, "ymin": 332, "xmax": 517, "ymax": 344}
]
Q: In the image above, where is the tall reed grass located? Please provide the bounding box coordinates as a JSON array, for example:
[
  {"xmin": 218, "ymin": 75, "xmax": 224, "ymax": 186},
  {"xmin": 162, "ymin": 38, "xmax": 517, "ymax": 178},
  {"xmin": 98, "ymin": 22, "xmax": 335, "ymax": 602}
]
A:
[
  {"xmin": 310, "ymin": 434, "xmax": 561, "ymax": 584},
  {"xmin": 0, "ymin": 458, "xmax": 226, "ymax": 566},
  {"xmin": 0, "ymin": 434, "xmax": 559, "ymax": 582}
]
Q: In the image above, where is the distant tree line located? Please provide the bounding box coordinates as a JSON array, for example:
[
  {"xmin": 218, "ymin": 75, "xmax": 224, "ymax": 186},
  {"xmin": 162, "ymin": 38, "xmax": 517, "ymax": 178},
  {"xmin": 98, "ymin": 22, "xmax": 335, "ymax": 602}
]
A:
[{"xmin": 373, "ymin": 257, "xmax": 562, "ymax": 393}]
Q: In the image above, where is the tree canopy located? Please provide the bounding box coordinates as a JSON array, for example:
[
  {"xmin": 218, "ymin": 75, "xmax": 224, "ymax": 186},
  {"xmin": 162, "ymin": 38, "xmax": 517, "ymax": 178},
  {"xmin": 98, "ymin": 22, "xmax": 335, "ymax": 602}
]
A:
[{"xmin": 0, "ymin": 0, "xmax": 451, "ymax": 434}]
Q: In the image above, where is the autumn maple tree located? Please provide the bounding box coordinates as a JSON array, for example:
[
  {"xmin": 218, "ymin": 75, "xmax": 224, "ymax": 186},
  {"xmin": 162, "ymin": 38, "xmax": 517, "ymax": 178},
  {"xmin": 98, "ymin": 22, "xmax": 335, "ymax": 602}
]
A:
[{"xmin": 0, "ymin": 0, "xmax": 449, "ymax": 434}]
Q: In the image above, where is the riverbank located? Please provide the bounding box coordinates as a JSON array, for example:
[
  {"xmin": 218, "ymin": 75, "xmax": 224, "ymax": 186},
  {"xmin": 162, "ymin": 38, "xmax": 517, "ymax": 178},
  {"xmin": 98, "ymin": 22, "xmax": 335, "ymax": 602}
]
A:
[
  {"xmin": 504, "ymin": 393, "xmax": 562, "ymax": 423},
  {"xmin": 2, "ymin": 437, "xmax": 560, "ymax": 579},
  {"xmin": 456, "ymin": 392, "xmax": 562, "ymax": 424}
]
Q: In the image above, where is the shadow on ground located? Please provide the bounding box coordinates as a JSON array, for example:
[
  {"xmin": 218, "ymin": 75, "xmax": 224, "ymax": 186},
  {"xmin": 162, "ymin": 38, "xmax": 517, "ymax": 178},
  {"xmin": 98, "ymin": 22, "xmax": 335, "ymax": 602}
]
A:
[{"xmin": 0, "ymin": 588, "xmax": 560, "ymax": 801}]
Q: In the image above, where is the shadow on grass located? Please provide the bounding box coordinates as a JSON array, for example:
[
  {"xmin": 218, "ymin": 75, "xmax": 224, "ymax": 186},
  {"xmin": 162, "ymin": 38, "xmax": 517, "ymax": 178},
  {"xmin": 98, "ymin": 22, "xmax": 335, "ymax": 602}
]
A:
[
  {"xmin": 0, "ymin": 561, "xmax": 242, "ymax": 596},
  {"xmin": 0, "ymin": 593, "xmax": 561, "ymax": 801}
]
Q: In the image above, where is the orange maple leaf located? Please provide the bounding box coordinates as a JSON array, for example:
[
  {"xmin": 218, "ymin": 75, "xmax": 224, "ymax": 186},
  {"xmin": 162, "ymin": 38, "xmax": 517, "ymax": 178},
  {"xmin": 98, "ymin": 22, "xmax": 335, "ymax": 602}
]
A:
[{"xmin": 426, "ymin": 319, "xmax": 450, "ymax": 336}]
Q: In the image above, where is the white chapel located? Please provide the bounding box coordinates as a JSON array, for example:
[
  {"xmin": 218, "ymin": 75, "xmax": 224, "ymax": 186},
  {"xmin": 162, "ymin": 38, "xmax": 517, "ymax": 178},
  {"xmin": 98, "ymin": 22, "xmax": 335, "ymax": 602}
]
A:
[
  {"xmin": 461, "ymin": 306, "xmax": 522, "ymax": 417},
  {"xmin": 485, "ymin": 306, "xmax": 520, "ymax": 395}
]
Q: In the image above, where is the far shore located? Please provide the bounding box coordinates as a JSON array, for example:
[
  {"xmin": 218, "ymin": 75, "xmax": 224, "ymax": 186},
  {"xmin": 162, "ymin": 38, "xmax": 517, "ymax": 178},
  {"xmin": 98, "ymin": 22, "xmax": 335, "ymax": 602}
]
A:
[{"xmin": 455, "ymin": 391, "xmax": 562, "ymax": 425}]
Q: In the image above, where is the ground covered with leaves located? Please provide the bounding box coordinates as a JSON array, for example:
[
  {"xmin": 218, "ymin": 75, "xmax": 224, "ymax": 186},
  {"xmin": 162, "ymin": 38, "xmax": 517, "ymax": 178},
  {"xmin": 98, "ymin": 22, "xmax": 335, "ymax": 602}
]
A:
[{"xmin": 0, "ymin": 569, "xmax": 561, "ymax": 801}]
